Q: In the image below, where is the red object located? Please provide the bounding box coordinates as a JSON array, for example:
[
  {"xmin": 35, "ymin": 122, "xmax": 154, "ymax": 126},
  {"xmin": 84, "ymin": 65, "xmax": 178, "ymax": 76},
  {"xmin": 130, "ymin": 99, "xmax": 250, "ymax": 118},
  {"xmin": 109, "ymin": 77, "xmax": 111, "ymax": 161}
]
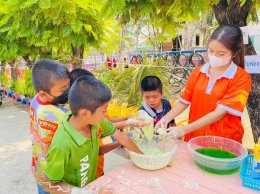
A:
[
  {"xmin": 105, "ymin": 59, "xmax": 112, "ymax": 67},
  {"xmin": 97, "ymin": 128, "xmax": 103, "ymax": 138},
  {"xmin": 13, "ymin": 93, "xmax": 21, "ymax": 101}
]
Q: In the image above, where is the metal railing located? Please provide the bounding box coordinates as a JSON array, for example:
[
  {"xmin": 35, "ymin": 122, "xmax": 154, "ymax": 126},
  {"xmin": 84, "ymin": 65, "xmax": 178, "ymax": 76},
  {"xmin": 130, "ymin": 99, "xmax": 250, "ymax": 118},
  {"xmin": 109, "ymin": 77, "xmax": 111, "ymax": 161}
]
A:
[{"xmin": 130, "ymin": 50, "xmax": 208, "ymax": 94}]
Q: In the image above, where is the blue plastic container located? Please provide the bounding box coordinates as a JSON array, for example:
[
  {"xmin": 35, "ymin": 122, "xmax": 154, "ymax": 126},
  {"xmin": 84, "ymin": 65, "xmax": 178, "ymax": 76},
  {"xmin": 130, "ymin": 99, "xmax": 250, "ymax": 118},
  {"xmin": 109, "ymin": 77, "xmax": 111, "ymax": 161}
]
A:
[
  {"xmin": 8, "ymin": 91, "xmax": 14, "ymax": 98},
  {"xmin": 240, "ymin": 154, "xmax": 260, "ymax": 191},
  {"xmin": 21, "ymin": 97, "xmax": 29, "ymax": 105}
]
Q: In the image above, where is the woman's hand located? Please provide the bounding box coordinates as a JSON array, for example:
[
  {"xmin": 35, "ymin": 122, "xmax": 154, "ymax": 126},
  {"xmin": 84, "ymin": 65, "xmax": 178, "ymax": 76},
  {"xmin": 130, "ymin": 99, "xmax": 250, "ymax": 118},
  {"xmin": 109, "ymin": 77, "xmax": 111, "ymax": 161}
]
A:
[
  {"xmin": 155, "ymin": 101, "xmax": 189, "ymax": 131},
  {"xmin": 166, "ymin": 126, "xmax": 186, "ymax": 139}
]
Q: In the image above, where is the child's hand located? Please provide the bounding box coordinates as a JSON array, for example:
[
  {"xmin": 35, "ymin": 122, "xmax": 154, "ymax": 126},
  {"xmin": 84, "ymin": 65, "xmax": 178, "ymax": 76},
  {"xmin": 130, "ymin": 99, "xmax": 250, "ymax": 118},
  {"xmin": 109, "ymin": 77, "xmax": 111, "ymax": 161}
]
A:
[
  {"xmin": 156, "ymin": 127, "xmax": 168, "ymax": 136},
  {"xmin": 166, "ymin": 126, "xmax": 186, "ymax": 139},
  {"xmin": 42, "ymin": 182, "xmax": 72, "ymax": 194},
  {"xmin": 98, "ymin": 187, "xmax": 115, "ymax": 194},
  {"xmin": 126, "ymin": 116, "xmax": 134, "ymax": 119},
  {"xmin": 126, "ymin": 117, "xmax": 151, "ymax": 128},
  {"xmin": 154, "ymin": 117, "xmax": 169, "ymax": 130},
  {"xmin": 72, "ymin": 186, "xmax": 114, "ymax": 194}
]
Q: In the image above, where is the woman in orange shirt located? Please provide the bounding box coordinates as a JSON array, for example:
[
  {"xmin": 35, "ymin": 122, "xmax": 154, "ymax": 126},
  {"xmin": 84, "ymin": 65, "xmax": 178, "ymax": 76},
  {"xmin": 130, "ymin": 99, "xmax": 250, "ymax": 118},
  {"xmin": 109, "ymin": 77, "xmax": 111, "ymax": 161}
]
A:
[{"xmin": 155, "ymin": 25, "xmax": 252, "ymax": 143}]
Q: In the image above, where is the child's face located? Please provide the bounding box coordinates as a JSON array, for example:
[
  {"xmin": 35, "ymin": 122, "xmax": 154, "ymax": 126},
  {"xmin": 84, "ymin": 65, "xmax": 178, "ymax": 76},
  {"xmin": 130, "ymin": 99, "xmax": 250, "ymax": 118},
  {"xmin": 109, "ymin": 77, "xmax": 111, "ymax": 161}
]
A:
[
  {"xmin": 143, "ymin": 90, "xmax": 162, "ymax": 110},
  {"xmin": 39, "ymin": 78, "xmax": 70, "ymax": 103},
  {"xmin": 88, "ymin": 102, "xmax": 109, "ymax": 125}
]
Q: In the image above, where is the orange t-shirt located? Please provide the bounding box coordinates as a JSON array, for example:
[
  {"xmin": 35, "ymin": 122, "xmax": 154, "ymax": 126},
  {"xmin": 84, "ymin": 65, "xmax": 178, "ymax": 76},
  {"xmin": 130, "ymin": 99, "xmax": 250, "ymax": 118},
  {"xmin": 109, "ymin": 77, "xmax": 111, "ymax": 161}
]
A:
[
  {"xmin": 96, "ymin": 139, "xmax": 104, "ymax": 178},
  {"xmin": 179, "ymin": 62, "xmax": 252, "ymax": 143}
]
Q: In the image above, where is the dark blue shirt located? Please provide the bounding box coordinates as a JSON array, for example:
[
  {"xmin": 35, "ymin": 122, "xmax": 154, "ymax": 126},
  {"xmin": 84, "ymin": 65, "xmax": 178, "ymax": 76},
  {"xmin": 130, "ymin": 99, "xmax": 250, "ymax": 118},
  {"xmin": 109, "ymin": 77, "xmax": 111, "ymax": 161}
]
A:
[{"xmin": 139, "ymin": 99, "xmax": 172, "ymax": 125}]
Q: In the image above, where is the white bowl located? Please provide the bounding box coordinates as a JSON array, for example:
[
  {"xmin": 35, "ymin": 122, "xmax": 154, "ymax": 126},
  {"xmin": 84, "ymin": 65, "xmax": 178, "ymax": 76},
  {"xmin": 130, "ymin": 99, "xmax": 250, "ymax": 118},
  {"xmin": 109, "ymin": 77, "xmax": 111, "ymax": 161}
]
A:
[{"xmin": 128, "ymin": 137, "xmax": 177, "ymax": 170}]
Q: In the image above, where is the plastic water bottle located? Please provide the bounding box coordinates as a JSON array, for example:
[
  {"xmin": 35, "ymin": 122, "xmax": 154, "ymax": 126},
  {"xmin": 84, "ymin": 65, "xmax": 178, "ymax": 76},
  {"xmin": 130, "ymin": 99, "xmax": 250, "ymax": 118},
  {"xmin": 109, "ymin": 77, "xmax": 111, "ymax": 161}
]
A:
[{"xmin": 253, "ymin": 138, "xmax": 260, "ymax": 173}]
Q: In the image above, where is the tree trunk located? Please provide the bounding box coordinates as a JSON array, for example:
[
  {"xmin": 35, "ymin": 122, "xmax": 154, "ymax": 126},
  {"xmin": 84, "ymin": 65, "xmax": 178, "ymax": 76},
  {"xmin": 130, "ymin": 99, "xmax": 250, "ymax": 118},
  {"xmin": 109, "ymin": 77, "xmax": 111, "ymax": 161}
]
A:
[
  {"xmin": 213, "ymin": 0, "xmax": 260, "ymax": 142},
  {"xmin": 201, "ymin": 12, "xmax": 214, "ymax": 46},
  {"xmin": 38, "ymin": 47, "xmax": 52, "ymax": 58},
  {"xmin": 22, "ymin": 55, "xmax": 36, "ymax": 69},
  {"xmin": 10, "ymin": 59, "xmax": 18, "ymax": 82},
  {"xmin": 119, "ymin": 25, "xmax": 126, "ymax": 73},
  {"xmin": 245, "ymin": 29, "xmax": 260, "ymax": 143},
  {"xmin": 71, "ymin": 46, "xmax": 84, "ymax": 69},
  {"xmin": 0, "ymin": 61, "xmax": 4, "ymax": 75},
  {"xmin": 1, "ymin": 61, "xmax": 6, "ymax": 75}
]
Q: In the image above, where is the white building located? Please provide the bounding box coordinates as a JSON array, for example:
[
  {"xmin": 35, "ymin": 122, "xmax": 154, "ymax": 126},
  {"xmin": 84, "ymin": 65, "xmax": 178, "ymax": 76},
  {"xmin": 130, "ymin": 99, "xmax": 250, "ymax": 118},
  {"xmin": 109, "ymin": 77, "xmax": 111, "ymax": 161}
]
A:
[{"xmin": 248, "ymin": 11, "xmax": 260, "ymax": 55}]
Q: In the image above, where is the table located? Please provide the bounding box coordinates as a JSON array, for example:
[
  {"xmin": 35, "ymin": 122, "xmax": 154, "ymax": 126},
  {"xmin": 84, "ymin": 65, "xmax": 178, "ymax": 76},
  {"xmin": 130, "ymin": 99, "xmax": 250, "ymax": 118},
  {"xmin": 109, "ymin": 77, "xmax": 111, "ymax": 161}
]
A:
[{"xmin": 89, "ymin": 140, "xmax": 258, "ymax": 194}]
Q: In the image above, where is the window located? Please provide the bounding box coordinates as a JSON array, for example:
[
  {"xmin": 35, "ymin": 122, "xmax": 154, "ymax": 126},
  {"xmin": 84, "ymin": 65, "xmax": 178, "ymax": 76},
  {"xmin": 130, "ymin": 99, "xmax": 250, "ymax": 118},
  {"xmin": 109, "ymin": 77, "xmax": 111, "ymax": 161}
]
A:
[{"xmin": 196, "ymin": 34, "xmax": 200, "ymax": 46}]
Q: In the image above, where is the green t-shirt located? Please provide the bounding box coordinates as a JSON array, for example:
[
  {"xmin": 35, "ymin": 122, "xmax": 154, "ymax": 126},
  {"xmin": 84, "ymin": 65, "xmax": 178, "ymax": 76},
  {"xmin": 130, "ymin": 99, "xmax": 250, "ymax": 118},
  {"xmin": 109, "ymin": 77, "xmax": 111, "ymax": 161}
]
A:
[{"xmin": 45, "ymin": 112, "xmax": 116, "ymax": 187}]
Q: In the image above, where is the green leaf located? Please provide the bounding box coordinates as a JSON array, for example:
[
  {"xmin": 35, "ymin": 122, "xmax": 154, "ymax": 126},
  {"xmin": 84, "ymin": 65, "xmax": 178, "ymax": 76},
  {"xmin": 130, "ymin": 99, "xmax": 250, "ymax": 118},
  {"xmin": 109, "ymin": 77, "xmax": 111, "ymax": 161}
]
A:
[
  {"xmin": 240, "ymin": 0, "xmax": 247, "ymax": 6},
  {"xmin": 39, "ymin": 0, "xmax": 51, "ymax": 9},
  {"xmin": 91, "ymin": 31, "xmax": 99, "ymax": 40},
  {"xmin": 63, "ymin": 26, "xmax": 72, "ymax": 37},
  {"xmin": 49, "ymin": 36, "xmax": 59, "ymax": 43},
  {"xmin": 35, "ymin": 39, "xmax": 48, "ymax": 47},
  {"xmin": 84, "ymin": 24, "xmax": 92, "ymax": 32},
  {"xmin": 0, "ymin": 26, "xmax": 11, "ymax": 33},
  {"xmin": 0, "ymin": 15, "xmax": 11, "ymax": 27},
  {"xmin": 20, "ymin": 0, "xmax": 37, "ymax": 9},
  {"xmin": 42, "ymin": 31, "xmax": 52, "ymax": 40},
  {"xmin": 71, "ymin": 20, "xmax": 83, "ymax": 34}
]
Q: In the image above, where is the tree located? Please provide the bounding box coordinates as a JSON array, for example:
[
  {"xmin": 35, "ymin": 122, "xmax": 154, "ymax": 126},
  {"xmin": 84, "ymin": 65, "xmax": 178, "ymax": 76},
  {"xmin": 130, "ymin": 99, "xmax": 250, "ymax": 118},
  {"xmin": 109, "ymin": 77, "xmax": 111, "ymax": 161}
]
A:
[
  {"xmin": 107, "ymin": 61, "xmax": 172, "ymax": 106},
  {"xmin": 121, "ymin": 18, "xmax": 164, "ymax": 52},
  {"xmin": 179, "ymin": 12, "xmax": 215, "ymax": 50},
  {"xmin": 0, "ymin": 0, "xmax": 121, "ymax": 68},
  {"xmin": 0, "ymin": 0, "xmax": 48, "ymax": 72}
]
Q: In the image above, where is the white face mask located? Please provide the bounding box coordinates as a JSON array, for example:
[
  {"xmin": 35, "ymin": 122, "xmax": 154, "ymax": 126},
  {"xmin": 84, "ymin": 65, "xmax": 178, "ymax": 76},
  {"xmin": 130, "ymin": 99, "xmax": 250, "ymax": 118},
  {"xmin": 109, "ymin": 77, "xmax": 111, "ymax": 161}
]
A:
[{"xmin": 208, "ymin": 54, "xmax": 232, "ymax": 67}]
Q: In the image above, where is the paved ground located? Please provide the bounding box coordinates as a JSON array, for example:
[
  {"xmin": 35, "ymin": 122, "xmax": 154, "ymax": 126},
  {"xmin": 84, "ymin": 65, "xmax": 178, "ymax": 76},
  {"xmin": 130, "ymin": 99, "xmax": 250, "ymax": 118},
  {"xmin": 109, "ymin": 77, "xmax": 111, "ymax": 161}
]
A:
[
  {"xmin": 0, "ymin": 99, "xmax": 127, "ymax": 194},
  {"xmin": 0, "ymin": 100, "xmax": 37, "ymax": 193}
]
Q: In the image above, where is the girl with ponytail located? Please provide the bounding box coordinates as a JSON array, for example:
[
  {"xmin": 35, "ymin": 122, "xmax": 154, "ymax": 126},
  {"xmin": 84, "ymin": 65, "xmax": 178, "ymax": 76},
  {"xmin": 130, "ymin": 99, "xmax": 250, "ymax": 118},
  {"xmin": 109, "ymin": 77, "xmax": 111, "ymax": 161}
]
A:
[{"xmin": 155, "ymin": 25, "xmax": 252, "ymax": 143}]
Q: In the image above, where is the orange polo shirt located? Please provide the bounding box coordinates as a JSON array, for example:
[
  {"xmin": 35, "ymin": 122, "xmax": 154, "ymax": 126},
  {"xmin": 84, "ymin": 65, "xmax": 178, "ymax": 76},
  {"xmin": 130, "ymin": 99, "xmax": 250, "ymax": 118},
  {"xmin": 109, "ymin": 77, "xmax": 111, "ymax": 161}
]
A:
[
  {"xmin": 179, "ymin": 62, "xmax": 252, "ymax": 143},
  {"xmin": 96, "ymin": 139, "xmax": 104, "ymax": 178}
]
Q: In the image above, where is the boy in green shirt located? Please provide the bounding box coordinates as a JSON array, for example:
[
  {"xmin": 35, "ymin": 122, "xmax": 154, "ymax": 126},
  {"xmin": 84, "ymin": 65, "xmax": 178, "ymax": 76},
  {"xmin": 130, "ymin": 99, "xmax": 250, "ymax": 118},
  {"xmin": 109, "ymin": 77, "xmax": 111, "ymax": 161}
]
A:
[{"xmin": 44, "ymin": 76, "xmax": 142, "ymax": 191}]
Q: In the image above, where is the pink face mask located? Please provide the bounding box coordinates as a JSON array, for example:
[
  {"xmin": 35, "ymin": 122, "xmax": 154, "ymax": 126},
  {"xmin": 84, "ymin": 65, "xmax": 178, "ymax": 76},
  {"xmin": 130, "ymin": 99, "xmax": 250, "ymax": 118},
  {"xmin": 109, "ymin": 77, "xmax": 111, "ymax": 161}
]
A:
[{"xmin": 208, "ymin": 54, "xmax": 232, "ymax": 67}]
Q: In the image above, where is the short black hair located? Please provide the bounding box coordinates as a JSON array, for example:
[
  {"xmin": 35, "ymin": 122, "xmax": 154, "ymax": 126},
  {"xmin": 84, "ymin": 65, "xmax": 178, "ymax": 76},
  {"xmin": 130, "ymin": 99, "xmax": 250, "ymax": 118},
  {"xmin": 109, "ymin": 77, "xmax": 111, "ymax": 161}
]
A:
[
  {"xmin": 32, "ymin": 60, "xmax": 69, "ymax": 92},
  {"xmin": 70, "ymin": 68, "xmax": 95, "ymax": 84},
  {"xmin": 141, "ymin": 76, "xmax": 162, "ymax": 93},
  {"xmin": 69, "ymin": 76, "xmax": 112, "ymax": 115}
]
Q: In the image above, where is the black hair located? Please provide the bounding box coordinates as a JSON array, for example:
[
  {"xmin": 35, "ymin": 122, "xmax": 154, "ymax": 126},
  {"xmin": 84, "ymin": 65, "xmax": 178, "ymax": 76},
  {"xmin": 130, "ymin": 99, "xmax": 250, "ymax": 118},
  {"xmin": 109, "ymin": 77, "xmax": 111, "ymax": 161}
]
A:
[
  {"xmin": 141, "ymin": 76, "xmax": 163, "ymax": 93},
  {"xmin": 32, "ymin": 60, "xmax": 70, "ymax": 92},
  {"xmin": 210, "ymin": 24, "xmax": 245, "ymax": 69},
  {"xmin": 69, "ymin": 76, "xmax": 112, "ymax": 115},
  {"xmin": 70, "ymin": 68, "xmax": 95, "ymax": 84}
]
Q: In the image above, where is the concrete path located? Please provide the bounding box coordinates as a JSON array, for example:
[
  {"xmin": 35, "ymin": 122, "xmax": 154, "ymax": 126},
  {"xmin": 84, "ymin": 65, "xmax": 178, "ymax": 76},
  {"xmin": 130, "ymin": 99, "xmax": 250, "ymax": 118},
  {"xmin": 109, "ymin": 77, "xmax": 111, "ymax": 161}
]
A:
[
  {"xmin": 0, "ymin": 101, "xmax": 37, "ymax": 194},
  {"xmin": 0, "ymin": 99, "xmax": 128, "ymax": 194}
]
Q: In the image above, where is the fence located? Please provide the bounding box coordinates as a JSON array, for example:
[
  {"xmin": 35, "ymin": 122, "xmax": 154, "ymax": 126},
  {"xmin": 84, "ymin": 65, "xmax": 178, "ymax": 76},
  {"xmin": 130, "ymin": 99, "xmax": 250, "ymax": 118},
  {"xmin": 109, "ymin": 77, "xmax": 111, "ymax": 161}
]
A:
[{"xmin": 128, "ymin": 50, "xmax": 208, "ymax": 94}]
